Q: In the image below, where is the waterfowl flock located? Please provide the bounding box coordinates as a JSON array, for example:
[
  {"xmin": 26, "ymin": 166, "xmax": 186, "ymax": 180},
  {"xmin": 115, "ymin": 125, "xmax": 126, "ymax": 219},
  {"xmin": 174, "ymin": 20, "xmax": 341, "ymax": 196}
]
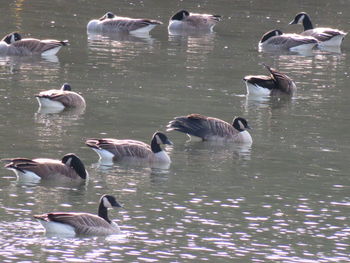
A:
[{"xmin": 0, "ymin": 9, "xmax": 347, "ymax": 237}]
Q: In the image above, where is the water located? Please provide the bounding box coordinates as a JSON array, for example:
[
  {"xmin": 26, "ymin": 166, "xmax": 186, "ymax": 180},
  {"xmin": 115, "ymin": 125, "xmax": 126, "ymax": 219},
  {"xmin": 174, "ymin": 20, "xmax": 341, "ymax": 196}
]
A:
[{"xmin": 0, "ymin": 0, "xmax": 349, "ymax": 262}]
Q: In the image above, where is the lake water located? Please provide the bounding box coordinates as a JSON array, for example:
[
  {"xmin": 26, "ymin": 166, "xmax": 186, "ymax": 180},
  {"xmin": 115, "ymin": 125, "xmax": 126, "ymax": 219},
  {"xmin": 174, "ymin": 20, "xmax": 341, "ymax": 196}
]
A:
[{"xmin": 0, "ymin": 0, "xmax": 349, "ymax": 262}]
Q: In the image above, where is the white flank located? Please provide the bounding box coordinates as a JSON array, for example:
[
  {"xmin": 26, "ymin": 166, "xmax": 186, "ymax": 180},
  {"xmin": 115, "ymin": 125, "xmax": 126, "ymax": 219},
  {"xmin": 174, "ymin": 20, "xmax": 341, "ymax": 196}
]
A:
[
  {"xmin": 91, "ymin": 148, "xmax": 115, "ymax": 164},
  {"xmin": 38, "ymin": 220, "xmax": 76, "ymax": 236},
  {"xmin": 41, "ymin": 46, "xmax": 62, "ymax": 56},
  {"xmin": 8, "ymin": 168, "xmax": 41, "ymax": 182},
  {"xmin": 36, "ymin": 97, "xmax": 65, "ymax": 110},
  {"xmin": 318, "ymin": 34, "xmax": 345, "ymax": 47},
  {"xmin": 290, "ymin": 43, "xmax": 316, "ymax": 51},
  {"xmin": 245, "ymin": 82, "xmax": 271, "ymax": 96},
  {"xmin": 130, "ymin": 25, "xmax": 156, "ymax": 35}
]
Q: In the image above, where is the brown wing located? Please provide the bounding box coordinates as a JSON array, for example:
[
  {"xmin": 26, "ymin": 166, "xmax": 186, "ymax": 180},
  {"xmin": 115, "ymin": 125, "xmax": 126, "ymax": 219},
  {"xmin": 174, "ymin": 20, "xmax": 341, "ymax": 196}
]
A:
[
  {"xmin": 185, "ymin": 14, "xmax": 220, "ymax": 29},
  {"xmin": 35, "ymin": 212, "xmax": 116, "ymax": 235},
  {"xmin": 167, "ymin": 114, "xmax": 237, "ymax": 140},
  {"xmin": 263, "ymin": 64, "xmax": 296, "ymax": 95},
  {"xmin": 11, "ymin": 39, "xmax": 65, "ymax": 53},
  {"xmin": 4, "ymin": 158, "xmax": 80, "ymax": 179},
  {"xmin": 102, "ymin": 19, "xmax": 161, "ymax": 32},
  {"xmin": 37, "ymin": 90, "xmax": 85, "ymax": 108},
  {"xmin": 302, "ymin": 28, "xmax": 345, "ymax": 42},
  {"xmin": 87, "ymin": 138, "xmax": 152, "ymax": 160}
]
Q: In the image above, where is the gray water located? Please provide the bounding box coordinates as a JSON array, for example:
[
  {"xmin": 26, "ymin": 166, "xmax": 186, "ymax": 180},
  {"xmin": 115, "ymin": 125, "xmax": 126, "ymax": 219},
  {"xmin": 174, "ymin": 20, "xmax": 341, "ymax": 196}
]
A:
[{"xmin": 0, "ymin": 0, "xmax": 349, "ymax": 262}]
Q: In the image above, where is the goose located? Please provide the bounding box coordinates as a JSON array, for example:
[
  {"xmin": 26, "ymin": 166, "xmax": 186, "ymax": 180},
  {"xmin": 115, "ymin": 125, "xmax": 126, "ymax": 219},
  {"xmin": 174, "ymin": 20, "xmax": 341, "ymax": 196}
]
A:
[
  {"xmin": 167, "ymin": 114, "xmax": 252, "ymax": 143},
  {"xmin": 243, "ymin": 63, "xmax": 296, "ymax": 96},
  {"xmin": 35, "ymin": 83, "xmax": 86, "ymax": 110},
  {"xmin": 259, "ymin": 29, "xmax": 319, "ymax": 51},
  {"xmin": 85, "ymin": 131, "xmax": 172, "ymax": 164},
  {"xmin": 289, "ymin": 12, "xmax": 346, "ymax": 47},
  {"xmin": 87, "ymin": 12, "xmax": 163, "ymax": 34},
  {"xmin": 168, "ymin": 10, "xmax": 221, "ymax": 32},
  {"xmin": 3, "ymin": 153, "xmax": 88, "ymax": 182},
  {"xmin": 0, "ymin": 32, "xmax": 68, "ymax": 56},
  {"xmin": 34, "ymin": 194, "xmax": 122, "ymax": 236}
]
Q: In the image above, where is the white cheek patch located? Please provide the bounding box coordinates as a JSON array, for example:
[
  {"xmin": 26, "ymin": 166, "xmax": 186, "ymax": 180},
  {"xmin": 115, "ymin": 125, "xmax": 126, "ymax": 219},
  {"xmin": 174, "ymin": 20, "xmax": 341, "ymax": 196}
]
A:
[
  {"xmin": 103, "ymin": 197, "xmax": 112, "ymax": 208},
  {"xmin": 155, "ymin": 135, "xmax": 162, "ymax": 144},
  {"xmin": 298, "ymin": 15, "xmax": 305, "ymax": 24},
  {"xmin": 65, "ymin": 157, "xmax": 72, "ymax": 166},
  {"xmin": 238, "ymin": 120, "xmax": 245, "ymax": 130}
]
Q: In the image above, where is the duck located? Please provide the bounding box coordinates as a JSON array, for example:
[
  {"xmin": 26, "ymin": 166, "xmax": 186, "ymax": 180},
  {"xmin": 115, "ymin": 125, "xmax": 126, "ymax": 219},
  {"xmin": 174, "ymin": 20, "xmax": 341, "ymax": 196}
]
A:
[
  {"xmin": 289, "ymin": 12, "xmax": 346, "ymax": 47},
  {"xmin": 85, "ymin": 131, "xmax": 172, "ymax": 165},
  {"xmin": 167, "ymin": 114, "xmax": 252, "ymax": 143},
  {"xmin": 259, "ymin": 29, "xmax": 319, "ymax": 51},
  {"xmin": 0, "ymin": 32, "xmax": 68, "ymax": 56},
  {"xmin": 35, "ymin": 83, "xmax": 86, "ymax": 110},
  {"xmin": 168, "ymin": 10, "xmax": 221, "ymax": 32},
  {"xmin": 243, "ymin": 63, "xmax": 296, "ymax": 96},
  {"xmin": 87, "ymin": 12, "xmax": 163, "ymax": 34},
  {"xmin": 2, "ymin": 153, "xmax": 88, "ymax": 182},
  {"xmin": 34, "ymin": 194, "xmax": 122, "ymax": 236}
]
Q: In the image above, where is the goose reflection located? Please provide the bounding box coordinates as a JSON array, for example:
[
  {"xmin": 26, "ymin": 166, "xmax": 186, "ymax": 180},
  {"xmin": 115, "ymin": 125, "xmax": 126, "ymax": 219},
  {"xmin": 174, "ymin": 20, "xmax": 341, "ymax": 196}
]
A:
[
  {"xmin": 168, "ymin": 32, "xmax": 216, "ymax": 71},
  {"xmin": 0, "ymin": 55, "xmax": 59, "ymax": 75},
  {"xmin": 87, "ymin": 31, "xmax": 155, "ymax": 45},
  {"xmin": 34, "ymin": 107, "xmax": 85, "ymax": 140}
]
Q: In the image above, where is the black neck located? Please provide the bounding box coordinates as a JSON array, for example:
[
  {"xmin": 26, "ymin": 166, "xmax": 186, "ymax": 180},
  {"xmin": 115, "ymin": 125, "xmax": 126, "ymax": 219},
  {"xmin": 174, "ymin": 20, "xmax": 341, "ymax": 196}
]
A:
[
  {"xmin": 151, "ymin": 138, "xmax": 162, "ymax": 153},
  {"xmin": 98, "ymin": 202, "xmax": 111, "ymax": 223},
  {"xmin": 302, "ymin": 15, "xmax": 313, "ymax": 30}
]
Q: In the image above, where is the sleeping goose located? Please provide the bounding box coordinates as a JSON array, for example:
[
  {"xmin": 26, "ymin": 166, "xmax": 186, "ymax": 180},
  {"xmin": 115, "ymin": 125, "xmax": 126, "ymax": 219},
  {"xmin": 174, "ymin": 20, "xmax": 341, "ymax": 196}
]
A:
[
  {"xmin": 167, "ymin": 114, "xmax": 252, "ymax": 143},
  {"xmin": 259, "ymin": 29, "xmax": 319, "ymax": 51},
  {"xmin": 243, "ymin": 63, "xmax": 296, "ymax": 96},
  {"xmin": 0, "ymin": 32, "xmax": 68, "ymax": 56},
  {"xmin": 35, "ymin": 83, "xmax": 86, "ymax": 110},
  {"xmin": 168, "ymin": 10, "xmax": 221, "ymax": 32},
  {"xmin": 289, "ymin": 12, "xmax": 346, "ymax": 47},
  {"xmin": 85, "ymin": 131, "xmax": 172, "ymax": 165},
  {"xmin": 3, "ymin": 153, "xmax": 88, "ymax": 182},
  {"xmin": 87, "ymin": 12, "xmax": 163, "ymax": 34},
  {"xmin": 34, "ymin": 194, "xmax": 122, "ymax": 236}
]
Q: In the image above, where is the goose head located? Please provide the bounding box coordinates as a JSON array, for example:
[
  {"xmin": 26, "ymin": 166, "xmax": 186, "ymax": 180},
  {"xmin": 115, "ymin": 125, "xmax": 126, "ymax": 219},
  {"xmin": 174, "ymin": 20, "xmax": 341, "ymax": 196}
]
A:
[
  {"xmin": 170, "ymin": 10, "xmax": 190, "ymax": 21},
  {"xmin": 100, "ymin": 12, "xmax": 116, "ymax": 21},
  {"xmin": 289, "ymin": 12, "xmax": 308, "ymax": 25},
  {"xmin": 2, "ymin": 32, "xmax": 22, "ymax": 44},
  {"xmin": 153, "ymin": 132, "xmax": 173, "ymax": 145},
  {"xmin": 260, "ymin": 29, "xmax": 283, "ymax": 43},
  {"xmin": 101, "ymin": 194, "xmax": 122, "ymax": 209},
  {"xmin": 61, "ymin": 153, "xmax": 87, "ymax": 179},
  {"xmin": 232, "ymin": 117, "xmax": 251, "ymax": 132},
  {"xmin": 60, "ymin": 83, "xmax": 72, "ymax": 91}
]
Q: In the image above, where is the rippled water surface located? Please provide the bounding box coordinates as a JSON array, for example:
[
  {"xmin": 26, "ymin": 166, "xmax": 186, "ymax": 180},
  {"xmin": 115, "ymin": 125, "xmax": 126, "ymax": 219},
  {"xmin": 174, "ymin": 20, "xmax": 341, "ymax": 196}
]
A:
[{"xmin": 0, "ymin": 0, "xmax": 349, "ymax": 262}]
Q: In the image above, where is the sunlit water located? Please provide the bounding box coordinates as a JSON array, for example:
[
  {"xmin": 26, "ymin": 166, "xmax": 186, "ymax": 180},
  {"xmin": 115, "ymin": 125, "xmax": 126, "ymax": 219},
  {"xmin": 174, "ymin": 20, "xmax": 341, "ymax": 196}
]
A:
[{"xmin": 0, "ymin": 0, "xmax": 349, "ymax": 262}]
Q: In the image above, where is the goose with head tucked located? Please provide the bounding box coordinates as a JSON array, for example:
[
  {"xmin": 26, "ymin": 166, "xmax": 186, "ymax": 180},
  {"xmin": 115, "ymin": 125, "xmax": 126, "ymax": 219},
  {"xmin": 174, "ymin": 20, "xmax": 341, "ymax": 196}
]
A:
[
  {"xmin": 2, "ymin": 153, "xmax": 88, "ymax": 182},
  {"xmin": 0, "ymin": 32, "xmax": 68, "ymax": 56},
  {"xmin": 289, "ymin": 12, "xmax": 346, "ymax": 47},
  {"xmin": 34, "ymin": 194, "xmax": 122, "ymax": 236},
  {"xmin": 167, "ymin": 114, "xmax": 252, "ymax": 144},
  {"xmin": 259, "ymin": 29, "xmax": 319, "ymax": 52},
  {"xmin": 168, "ymin": 10, "xmax": 221, "ymax": 32},
  {"xmin": 35, "ymin": 83, "xmax": 86, "ymax": 110},
  {"xmin": 243, "ymin": 63, "xmax": 296, "ymax": 96},
  {"xmin": 86, "ymin": 131, "xmax": 172, "ymax": 165},
  {"xmin": 87, "ymin": 12, "xmax": 163, "ymax": 34}
]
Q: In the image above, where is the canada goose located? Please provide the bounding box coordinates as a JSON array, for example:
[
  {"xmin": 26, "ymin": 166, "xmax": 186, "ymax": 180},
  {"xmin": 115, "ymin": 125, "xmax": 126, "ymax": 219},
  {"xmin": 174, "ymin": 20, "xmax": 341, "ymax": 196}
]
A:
[
  {"xmin": 35, "ymin": 83, "xmax": 86, "ymax": 110},
  {"xmin": 168, "ymin": 10, "xmax": 221, "ymax": 32},
  {"xmin": 289, "ymin": 12, "xmax": 346, "ymax": 47},
  {"xmin": 0, "ymin": 32, "xmax": 68, "ymax": 56},
  {"xmin": 167, "ymin": 114, "xmax": 252, "ymax": 143},
  {"xmin": 34, "ymin": 194, "xmax": 122, "ymax": 236},
  {"xmin": 87, "ymin": 12, "xmax": 163, "ymax": 34},
  {"xmin": 243, "ymin": 63, "xmax": 296, "ymax": 96},
  {"xmin": 3, "ymin": 153, "xmax": 88, "ymax": 182},
  {"xmin": 86, "ymin": 132, "xmax": 172, "ymax": 164},
  {"xmin": 259, "ymin": 29, "xmax": 318, "ymax": 51}
]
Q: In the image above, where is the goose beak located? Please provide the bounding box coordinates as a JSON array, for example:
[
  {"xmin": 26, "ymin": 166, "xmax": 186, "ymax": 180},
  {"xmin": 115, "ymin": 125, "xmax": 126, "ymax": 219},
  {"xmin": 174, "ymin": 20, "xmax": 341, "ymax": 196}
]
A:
[{"xmin": 165, "ymin": 139, "xmax": 173, "ymax": 145}]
